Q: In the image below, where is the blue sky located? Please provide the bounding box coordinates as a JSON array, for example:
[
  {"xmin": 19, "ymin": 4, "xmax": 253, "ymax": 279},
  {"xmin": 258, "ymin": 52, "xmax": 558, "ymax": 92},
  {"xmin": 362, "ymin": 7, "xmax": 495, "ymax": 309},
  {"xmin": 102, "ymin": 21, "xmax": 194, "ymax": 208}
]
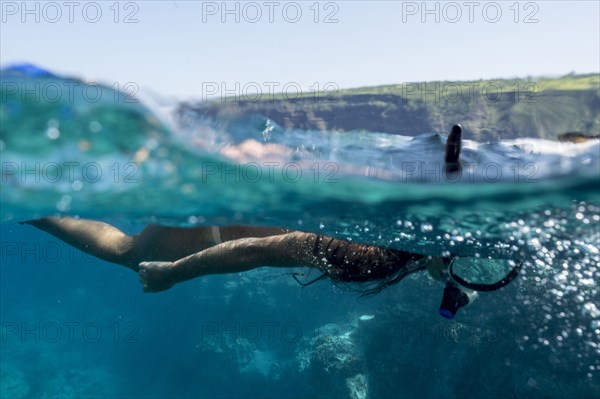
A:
[{"xmin": 1, "ymin": 1, "xmax": 599, "ymax": 100}]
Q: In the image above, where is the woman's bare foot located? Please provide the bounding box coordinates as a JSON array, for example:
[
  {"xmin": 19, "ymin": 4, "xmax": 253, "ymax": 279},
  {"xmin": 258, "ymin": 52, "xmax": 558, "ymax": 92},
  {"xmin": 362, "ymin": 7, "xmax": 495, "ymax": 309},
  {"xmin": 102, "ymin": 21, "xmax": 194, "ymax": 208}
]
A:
[{"xmin": 138, "ymin": 261, "xmax": 178, "ymax": 292}]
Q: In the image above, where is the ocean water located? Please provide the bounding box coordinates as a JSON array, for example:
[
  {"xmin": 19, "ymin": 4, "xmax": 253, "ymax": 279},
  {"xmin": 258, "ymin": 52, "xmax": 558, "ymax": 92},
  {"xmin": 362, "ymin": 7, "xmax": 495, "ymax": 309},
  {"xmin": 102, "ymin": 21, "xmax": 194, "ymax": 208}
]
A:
[{"xmin": 1, "ymin": 69, "xmax": 599, "ymax": 398}]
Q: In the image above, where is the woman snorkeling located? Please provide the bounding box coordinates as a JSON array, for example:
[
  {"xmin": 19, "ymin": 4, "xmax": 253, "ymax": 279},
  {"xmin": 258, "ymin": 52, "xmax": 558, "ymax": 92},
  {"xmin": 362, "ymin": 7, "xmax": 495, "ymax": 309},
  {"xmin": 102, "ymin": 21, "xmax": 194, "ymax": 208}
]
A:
[{"xmin": 23, "ymin": 125, "xmax": 520, "ymax": 318}]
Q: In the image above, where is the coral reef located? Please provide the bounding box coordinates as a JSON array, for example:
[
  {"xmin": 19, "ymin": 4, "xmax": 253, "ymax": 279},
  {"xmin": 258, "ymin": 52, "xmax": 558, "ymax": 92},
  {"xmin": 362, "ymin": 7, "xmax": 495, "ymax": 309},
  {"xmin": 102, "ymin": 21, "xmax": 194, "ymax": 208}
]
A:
[
  {"xmin": 300, "ymin": 321, "xmax": 371, "ymax": 399},
  {"xmin": 346, "ymin": 373, "xmax": 369, "ymax": 399},
  {"xmin": 198, "ymin": 334, "xmax": 283, "ymax": 380},
  {"xmin": 0, "ymin": 365, "xmax": 30, "ymax": 399},
  {"xmin": 310, "ymin": 330, "xmax": 362, "ymax": 377},
  {"xmin": 39, "ymin": 367, "xmax": 112, "ymax": 398}
]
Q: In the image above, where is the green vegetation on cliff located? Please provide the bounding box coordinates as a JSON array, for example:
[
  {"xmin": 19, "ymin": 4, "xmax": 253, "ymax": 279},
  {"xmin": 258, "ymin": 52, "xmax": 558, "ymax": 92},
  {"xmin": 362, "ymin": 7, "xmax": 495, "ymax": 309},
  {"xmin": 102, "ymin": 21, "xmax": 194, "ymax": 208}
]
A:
[{"xmin": 181, "ymin": 74, "xmax": 599, "ymax": 141}]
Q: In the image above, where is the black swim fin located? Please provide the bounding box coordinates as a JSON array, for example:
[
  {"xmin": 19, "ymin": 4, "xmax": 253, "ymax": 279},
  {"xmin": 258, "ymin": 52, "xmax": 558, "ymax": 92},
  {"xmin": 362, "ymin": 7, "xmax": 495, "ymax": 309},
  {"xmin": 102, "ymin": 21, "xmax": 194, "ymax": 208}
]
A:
[{"xmin": 445, "ymin": 124, "xmax": 462, "ymax": 173}]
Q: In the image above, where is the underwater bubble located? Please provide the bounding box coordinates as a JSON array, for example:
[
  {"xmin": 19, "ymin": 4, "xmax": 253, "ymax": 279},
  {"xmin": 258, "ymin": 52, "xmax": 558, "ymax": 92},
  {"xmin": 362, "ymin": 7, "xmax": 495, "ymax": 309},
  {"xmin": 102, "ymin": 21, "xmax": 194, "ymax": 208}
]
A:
[
  {"xmin": 71, "ymin": 180, "xmax": 83, "ymax": 191},
  {"xmin": 46, "ymin": 127, "xmax": 60, "ymax": 140},
  {"xmin": 420, "ymin": 223, "xmax": 433, "ymax": 232},
  {"xmin": 581, "ymin": 278, "xmax": 595, "ymax": 286},
  {"xmin": 89, "ymin": 121, "xmax": 102, "ymax": 133},
  {"xmin": 582, "ymin": 303, "xmax": 600, "ymax": 318},
  {"xmin": 56, "ymin": 195, "xmax": 71, "ymax": 212}
]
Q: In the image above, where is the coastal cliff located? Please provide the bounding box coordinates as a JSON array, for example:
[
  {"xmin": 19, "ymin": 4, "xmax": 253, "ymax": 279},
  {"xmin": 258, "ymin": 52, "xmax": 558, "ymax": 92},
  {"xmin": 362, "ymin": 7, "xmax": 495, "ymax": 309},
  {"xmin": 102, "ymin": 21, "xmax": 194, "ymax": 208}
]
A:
[{"xmin": 178, "ymin": 74, "xmax": 599, "ymax": 141}]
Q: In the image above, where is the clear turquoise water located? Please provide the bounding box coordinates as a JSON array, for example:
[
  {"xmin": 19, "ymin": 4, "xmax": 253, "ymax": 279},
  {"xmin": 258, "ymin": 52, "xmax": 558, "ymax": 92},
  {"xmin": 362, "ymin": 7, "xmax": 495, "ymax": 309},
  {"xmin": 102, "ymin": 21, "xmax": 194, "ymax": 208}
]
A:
[{"xmin": 1, "ymin": 70, "xmax": 599, "ymax": 398}]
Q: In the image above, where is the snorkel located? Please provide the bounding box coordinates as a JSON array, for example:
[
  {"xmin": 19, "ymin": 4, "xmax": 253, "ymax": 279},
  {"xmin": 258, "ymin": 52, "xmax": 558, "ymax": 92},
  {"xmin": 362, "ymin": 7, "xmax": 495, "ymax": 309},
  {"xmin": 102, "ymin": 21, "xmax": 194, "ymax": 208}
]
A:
[
  {"xmin": 445, "ymin": 124, "xmax": 462, "ymax": 173},
  {"xmin": 438, "ymin": 256, "xmax": 479, "ymax": 319},
  {"xmin": 427, "ymin": 256, "xmax": 523, "ymax": 319},
  {"xmin": 439, "ymin": 281, "xmax": 479, "ymax": 319},
  {"xmin": 433, "ymin": 125, "xmax": 523, "ymax": 318}
]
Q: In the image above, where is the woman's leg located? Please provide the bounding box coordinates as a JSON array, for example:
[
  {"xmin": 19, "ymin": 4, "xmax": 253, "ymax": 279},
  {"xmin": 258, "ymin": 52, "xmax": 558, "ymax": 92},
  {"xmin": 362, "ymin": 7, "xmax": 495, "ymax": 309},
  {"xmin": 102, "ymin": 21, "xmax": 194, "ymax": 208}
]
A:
[
  {"xmin": 25, "ymin": 218, "xmax": 219, "ymax": 270},
  {"xmin": 139, "ymin": 231, "xmax": 318, "ymax": 292},
  {"xmin": 25, "ymin": 217, "xmax": 141, "ymax": 269},
  {"xmin": 219, "ymin": 226, "xmax": 289, "ymax": 241},
  {"xmin": 25, "ymin": 217, "xmax": 293, "ymax": 271}
]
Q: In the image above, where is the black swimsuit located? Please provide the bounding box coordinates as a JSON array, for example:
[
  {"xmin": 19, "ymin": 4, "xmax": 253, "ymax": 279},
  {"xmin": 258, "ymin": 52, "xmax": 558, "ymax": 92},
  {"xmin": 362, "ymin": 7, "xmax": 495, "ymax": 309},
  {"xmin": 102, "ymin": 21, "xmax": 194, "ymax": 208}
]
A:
[{"xmin": 312, "ymin": 234, "xmax": 426, "ymax": 282}]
